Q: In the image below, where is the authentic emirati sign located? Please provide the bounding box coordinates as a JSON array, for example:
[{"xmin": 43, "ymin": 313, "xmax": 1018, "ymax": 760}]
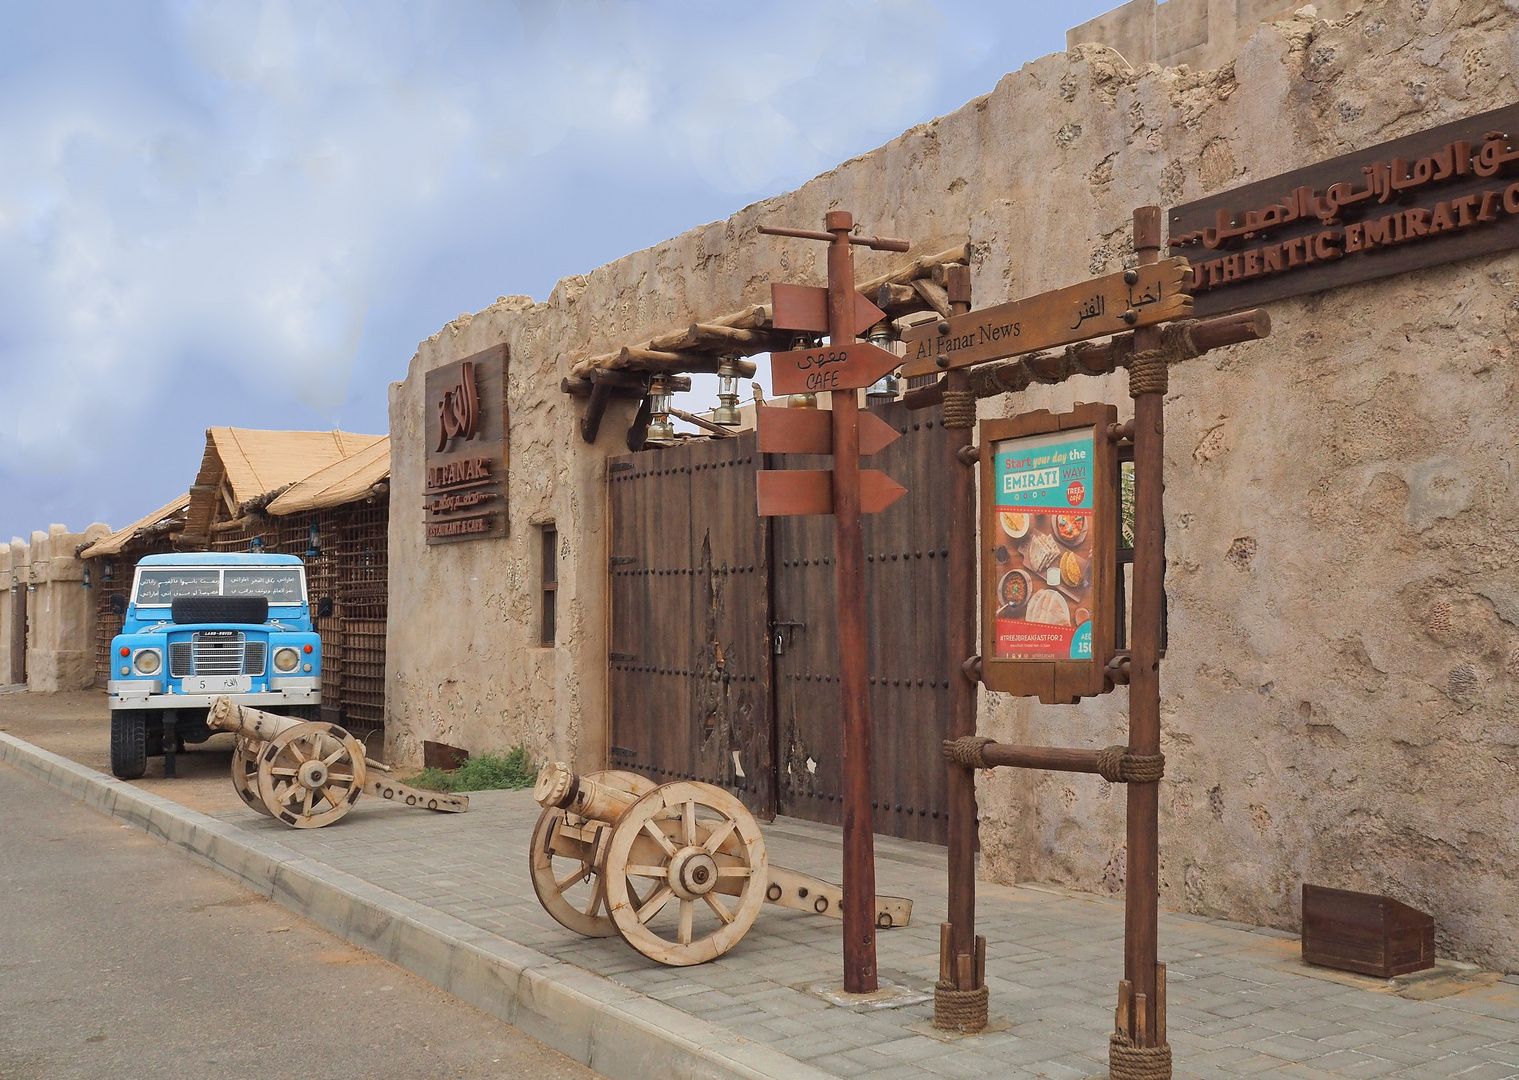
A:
[
  {"xmin": 424, "ymin": 343, "xmax": 509, "ymax": 545},
  {"xmin": 1172, "ymin": 103, "xmax": 1519, "ymax": 317},
  {"xmin": 979, "ymin": 403, "xmax": 1117, "ymax": 704}
]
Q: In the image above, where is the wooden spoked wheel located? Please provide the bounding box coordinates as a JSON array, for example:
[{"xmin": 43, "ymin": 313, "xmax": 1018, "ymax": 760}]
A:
[
  {"xmin": 603, "ymin": 781, "xmax": 767, "ymax": 966},
  {"xmin": 530, "ymin": 770, "xmax": 656, "ymax": 939},
  {"xmin": 254, "ymin": 721, "xmax": 368, "ymax": 829},
  {"xmin": 231, "ymin": 738, "xmax": 272, "ymax": 817}
]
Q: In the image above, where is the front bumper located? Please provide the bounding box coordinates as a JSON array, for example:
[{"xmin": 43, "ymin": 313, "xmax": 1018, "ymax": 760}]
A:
[{"xmin": 107, "ymin": 678, "xmax": 321, "ymax": 711}]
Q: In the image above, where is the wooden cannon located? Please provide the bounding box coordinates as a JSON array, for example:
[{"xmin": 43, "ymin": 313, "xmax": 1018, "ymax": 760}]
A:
[
  {"xmin": 208, "ymin": 697, "xmax": 468, "ymax": 828},
  {"xmin": 530, "ymin": 763, "xmax": 912, "ymax": 966}
]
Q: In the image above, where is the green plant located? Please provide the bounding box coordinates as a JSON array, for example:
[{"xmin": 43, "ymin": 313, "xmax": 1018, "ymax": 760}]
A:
[{"xmin": 401, "ymin": 744, "xmax": 536, "ymax": 793}]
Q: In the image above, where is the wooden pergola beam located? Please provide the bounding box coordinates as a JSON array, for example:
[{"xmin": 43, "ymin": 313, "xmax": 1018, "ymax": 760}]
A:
[{"xmin": 564, "ymin": 241, "xmax": 971, "ymax": 385}]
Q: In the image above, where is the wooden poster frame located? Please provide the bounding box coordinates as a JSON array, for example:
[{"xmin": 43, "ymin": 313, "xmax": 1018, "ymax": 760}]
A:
[{"xmin": 978, "ymin": 402, "xmax": 1118, "ymax": 704}]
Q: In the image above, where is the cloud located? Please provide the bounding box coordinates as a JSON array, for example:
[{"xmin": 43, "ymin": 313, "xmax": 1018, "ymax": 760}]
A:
[{"xmin": 0, "ymin": 0, "xmax": 948, "ymax": 499}]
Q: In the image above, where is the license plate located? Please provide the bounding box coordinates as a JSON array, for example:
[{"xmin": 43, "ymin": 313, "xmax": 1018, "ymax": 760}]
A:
[{"xmin": 184, "ymin": 675, "xmax": 251, "ymax": 694}]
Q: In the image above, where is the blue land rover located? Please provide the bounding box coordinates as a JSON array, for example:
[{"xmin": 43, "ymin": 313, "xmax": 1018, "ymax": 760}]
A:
[{"xmin": 107, "ymin": 552, "xmax": 323, "ymax": 779}]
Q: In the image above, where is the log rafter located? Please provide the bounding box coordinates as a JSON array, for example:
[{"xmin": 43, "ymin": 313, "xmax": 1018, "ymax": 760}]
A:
[{"xmin": 561, "ymin": 242, "xmax": 970, "ymax": 392}]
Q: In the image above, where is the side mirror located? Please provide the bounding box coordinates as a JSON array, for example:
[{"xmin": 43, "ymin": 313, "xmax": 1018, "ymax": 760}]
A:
[
  {"xmin": 316, "ymin": 597, "xmax": 335, "ymax": 618},
  {"xmin": 109, "ymin": 594, "xmax": 128, "ymax": 617}
]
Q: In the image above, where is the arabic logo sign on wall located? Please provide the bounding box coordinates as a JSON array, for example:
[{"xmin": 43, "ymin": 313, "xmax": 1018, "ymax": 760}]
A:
[
  {"xmin": 434, "ymin": 362, "xmax": 480, "ymax": 452},
  {"xmin": 424, "ymin": 345, "xmax": 509, "ymax": 545},
  {"xmin": 1170, "ymin": 103, "xmax": 1519, "ymax": 318}
]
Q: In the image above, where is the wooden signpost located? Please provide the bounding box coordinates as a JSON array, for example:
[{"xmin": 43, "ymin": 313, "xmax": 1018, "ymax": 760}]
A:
[
  {"xmin": 754, "ymin": 211, "xmax": 909, "ymax": 994},
  {"xmin": 748, "ymin": 204, "xmax": 1270, "ymax": 1075},
  {"xmin": 918, "ymin": 209, "xmax": 1272, "ymax": 1080}
]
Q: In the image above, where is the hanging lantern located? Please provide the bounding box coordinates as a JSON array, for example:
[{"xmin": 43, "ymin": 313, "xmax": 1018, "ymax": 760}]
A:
[
  {"xmin": 102, "ymin": 558, "xmax": 114, "ymax": 582},
  {"xmin": 647, "ymin": 375, "xmax": 675, "ymax": 442},
  {"xmin": 82, "ymin": 565, "xmax": 91, "ymax": 589},
  {"xmin": 864, "ymin": 323, "xmax": 900, "ymax": 406},
  {"xmin": 306, "ymin": 520, "xmax": 321, "ymax": 558},
  {"xmin": 712, "ymin": 358, "xmax": 742, "ymax": 427}
]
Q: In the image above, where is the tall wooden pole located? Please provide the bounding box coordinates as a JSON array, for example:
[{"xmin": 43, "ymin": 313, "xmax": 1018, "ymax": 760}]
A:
[
  {"xmin": 943, "ymin": 264, "xmax": 980, "ymax": 999},
  {"xmin": 826, "ymin": 210, "xmax": 878, "ymax": 994},
  {"xmin": 1124, "ymin": 205, "xmax": 1165, "ymax": 1047}
]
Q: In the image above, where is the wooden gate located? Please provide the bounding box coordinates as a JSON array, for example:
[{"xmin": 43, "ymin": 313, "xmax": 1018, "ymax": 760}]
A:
[
  {"xmin": 769, "ymin": 402, "xmax": 954, "ymax": 844},
  {"xmin": 606, "ymin": 406, "xmax": 954, "ymax": 842},
  {"xmin": 607, "ymin": 432, "xmax": 775, "ymax": 819}
]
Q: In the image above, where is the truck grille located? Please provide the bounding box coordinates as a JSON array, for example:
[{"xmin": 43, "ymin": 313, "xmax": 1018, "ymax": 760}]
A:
[
  {"xmin": 193, "ymin": 631, "xmax": 245, "ymax": 675},
  {"xmin": 168, "ymin": 634, "xmax": 267, "ymax": 678}
]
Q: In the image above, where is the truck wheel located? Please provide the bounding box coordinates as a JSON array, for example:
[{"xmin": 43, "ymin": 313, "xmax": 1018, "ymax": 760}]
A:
[
  {"xmin": 110, "ymin": 712, "xmax": 147, "ymax": 779},
  {"xmin": 284, "ymin": 705, "xmax": 322, "ymax": 723}
]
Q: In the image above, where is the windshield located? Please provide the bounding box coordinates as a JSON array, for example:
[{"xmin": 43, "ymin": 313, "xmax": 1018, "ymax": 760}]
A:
[{"xmin": 133, "ymin": 567, "xmax": 305, "ymax": 606}]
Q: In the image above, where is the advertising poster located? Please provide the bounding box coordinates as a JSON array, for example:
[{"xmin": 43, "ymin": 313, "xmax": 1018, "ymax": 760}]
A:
[{"xmin": 990, "ymin": 428, "xmax": 1097, "ymax": 660}]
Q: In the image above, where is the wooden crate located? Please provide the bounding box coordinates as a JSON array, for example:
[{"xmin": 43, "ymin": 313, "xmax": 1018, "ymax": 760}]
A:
[{"xmin": 1302, "ymin": 883, "xmax": 1434, "ymax": 978}]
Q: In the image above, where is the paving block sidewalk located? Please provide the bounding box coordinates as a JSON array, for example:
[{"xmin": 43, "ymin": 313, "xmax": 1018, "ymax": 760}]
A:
[{"xmin": 8, "ymin": 731, "xmax": 1519, "ymax": 1080}]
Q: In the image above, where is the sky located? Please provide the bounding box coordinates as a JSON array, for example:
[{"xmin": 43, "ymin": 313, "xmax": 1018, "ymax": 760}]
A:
[{"xmin": 0, "ymin": 0, "xmax": 1122, "ymax": 543}]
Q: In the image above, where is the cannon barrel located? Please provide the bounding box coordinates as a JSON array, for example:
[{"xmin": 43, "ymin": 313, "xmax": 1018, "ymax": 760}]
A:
[
  {"xmin": 208, "ymin": 697, "xmax": 391, "ymax": 772},
  {"xmin": 208, "ymin": 697, "xmax": 304, "ymax": 742},
  {"xmin": 534, "ymin": 761, "xmax": 642, "ymax": 824}
]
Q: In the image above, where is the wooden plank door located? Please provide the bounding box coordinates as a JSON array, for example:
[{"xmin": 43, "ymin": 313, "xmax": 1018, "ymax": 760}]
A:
[
  {"xmin": 608, "ymin": 433, "xmax": 775, "ymax": 819},
  {"xmin": 770, "ymin": 402, "xmax": 955, "ymax": 844}
]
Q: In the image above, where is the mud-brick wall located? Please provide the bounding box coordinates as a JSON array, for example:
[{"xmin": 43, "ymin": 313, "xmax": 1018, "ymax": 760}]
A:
[
  {"xmin": 26, "ymin": 523, "xmax": 111, "ymax": 692},
  {"xmin": 386, "ymin": 0, "xmax": 1519, "ymax": 969}
]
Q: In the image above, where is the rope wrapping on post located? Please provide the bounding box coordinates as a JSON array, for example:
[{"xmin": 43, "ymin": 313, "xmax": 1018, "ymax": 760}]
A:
[
  {"xmin": 1125, "ymin": 319, "xmax": 1199, "ymax": 399},
  {"xmin": 942, "ymin": 735, "xmax": 994, "ymax": 769},
  {"xmin": 941, "ymin": 388, "xmax": 977, "ymax": 429},
  {"xmin": 933, "ymin": 982, "xmax": 989, "ymax": 1032},
  {"xmin": 1095, "ymin": 745, "xmax": 1166, "ymax": 784},
  {"xmin": 1109, "ymin": 1029, "xmax": 1172, "ymax": 1080}
]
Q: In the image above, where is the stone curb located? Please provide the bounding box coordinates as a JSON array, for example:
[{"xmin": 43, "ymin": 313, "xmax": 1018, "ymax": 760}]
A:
[{"xmin": 0, "ymin": 732, "xmax": 838, "ymax": 1080}]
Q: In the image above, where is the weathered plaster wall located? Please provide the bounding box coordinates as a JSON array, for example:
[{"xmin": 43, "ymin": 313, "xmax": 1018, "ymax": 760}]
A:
[
  {"xmin": 1069, "ymin": 0, "xmax": 1362, "ymax": 71},
  {"xmin": 24, "ymin": 523, "xmax": 110, "ymax": 692},
  {"xmin": 387, "ymin": 0, "xmax": 1519, "ymax": 968}
]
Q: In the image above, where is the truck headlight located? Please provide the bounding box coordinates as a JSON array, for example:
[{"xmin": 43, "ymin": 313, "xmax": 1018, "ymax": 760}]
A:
[
  {"xmin": 273, "ymin": 647, "xmax": 301, "ymax": 673},
  {"xmin": 132, "ymin": 649, "xmax": 161, "ymax": 675}
]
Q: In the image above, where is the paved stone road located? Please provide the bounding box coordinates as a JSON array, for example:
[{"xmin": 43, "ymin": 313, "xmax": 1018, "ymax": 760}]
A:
[{"xmin": 204, "ymin": 786, "xmax": 1519, "ymax": 1080}]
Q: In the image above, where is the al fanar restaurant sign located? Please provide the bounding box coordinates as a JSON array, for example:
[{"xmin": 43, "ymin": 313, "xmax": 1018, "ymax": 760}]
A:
[
  {"xmin": 1171, "ymin": 103, "xmax": 1519, "ymax": 317},
  {"xmin": 424, "ymin": 344, "xmax": 508, "ymax": 545}
]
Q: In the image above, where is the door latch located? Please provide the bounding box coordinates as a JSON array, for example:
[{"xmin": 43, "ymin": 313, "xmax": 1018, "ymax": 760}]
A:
[{"xmin": 770, "ymin": 620, "xmax": 806, "ymax": 655}]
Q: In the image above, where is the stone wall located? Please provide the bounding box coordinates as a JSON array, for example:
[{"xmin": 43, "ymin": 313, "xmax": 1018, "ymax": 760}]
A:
[
  {"xmin": 0, "ymin": 538, "xmax": 29, "ymax": 686},
  {"xmin": 25, "ymin": 524, "xmax": 111, "ymax": 692},
  {"xmin": 386, "ymin": 0, "xmax": 1519, "ymax": 969},
  {"xmin": 1068, "ymin": 0, "xmax": 1361, "ymax": 72}
]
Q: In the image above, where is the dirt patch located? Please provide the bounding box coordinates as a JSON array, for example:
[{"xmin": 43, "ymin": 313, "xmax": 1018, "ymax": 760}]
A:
[{"xmin": 0, "ymin": 690, "xmax": 245, "ymax": 814}]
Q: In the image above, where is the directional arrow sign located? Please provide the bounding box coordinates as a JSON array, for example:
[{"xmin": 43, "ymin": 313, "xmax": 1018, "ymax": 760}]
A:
[
  {"xmin": 771, "ymin": 283, "xmax": 887, "ymax": 338},
  {"xmin": 756, "ymin": 469, "xmax": 908, "ymax": 517},
  {"xmin": 755, "ymin": 406, "xmax": 902, "ymax": 457},
  {"xmin": 899, "ymin": 257, "xmax": 1193, "ymax": 377},
  {"xmin": 771, "ymin": 340, "xmax": 901, "ymax": 397}
]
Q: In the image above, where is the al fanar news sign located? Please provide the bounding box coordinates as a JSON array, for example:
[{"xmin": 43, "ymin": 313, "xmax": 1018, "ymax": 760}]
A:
[{"xmin": 424, "ymin": 344, "xmax": 508, "ymax": 545}]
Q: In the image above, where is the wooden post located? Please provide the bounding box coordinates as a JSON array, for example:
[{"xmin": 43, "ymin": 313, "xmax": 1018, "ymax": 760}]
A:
[
  {"xmin": 943, "ymin": 263, "xmax": 980, "ymax": 998},
  {"xmin": 1124, "ymin": 204, "xmax": 1165, "ymax": 1048},
  {"xmin": 826, "ymin": 210, "xmax": 879, "ymax": 994}
]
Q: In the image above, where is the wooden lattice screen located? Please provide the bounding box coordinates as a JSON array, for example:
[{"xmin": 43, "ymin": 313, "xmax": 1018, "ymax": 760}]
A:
[
  {"xmin": 335, "ymin": 502, "xmax": 388, "ymax": 733},
  {"xmin": 199, "ymin": 500, "xmax": 388, "ymax": 737}
]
